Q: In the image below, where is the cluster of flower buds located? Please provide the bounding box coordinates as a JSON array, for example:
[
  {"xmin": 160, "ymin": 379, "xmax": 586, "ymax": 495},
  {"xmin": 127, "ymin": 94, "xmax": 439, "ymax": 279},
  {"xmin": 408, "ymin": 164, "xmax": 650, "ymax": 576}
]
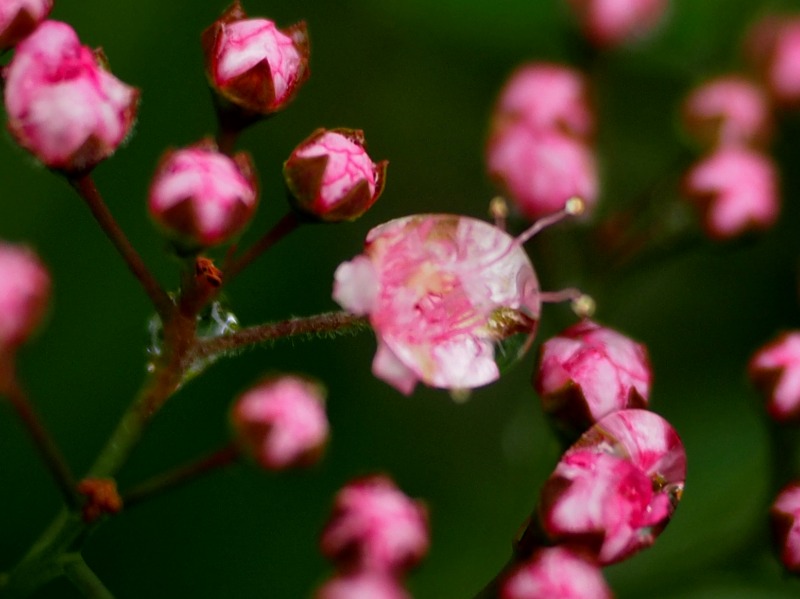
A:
[
  {"xmin": 564, "ymin": 0, "xmax": 670, "ymax": 48},
  {"xmin": 316, "ymin": 475, "xmax": 429, "ymax": 598},
  {"xmin": 486, "ymin": 63, "xmax": 598, "ymax": 220}
]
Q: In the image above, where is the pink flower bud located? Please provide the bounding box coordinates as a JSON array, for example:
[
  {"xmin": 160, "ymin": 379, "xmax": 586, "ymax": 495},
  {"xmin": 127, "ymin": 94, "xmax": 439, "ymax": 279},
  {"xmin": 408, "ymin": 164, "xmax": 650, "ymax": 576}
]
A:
[
  {"xmin": 771, "ymin": 481, "xmax": 800, "ymax": 573},
  {"xmin": 4, "ymin": 21, "xmax": 139, "ymax": 172},
  {"xmin": 501, "ymin": 547, "xmax": 613, "ymax": 599},
  {"xmin": 535, "ymin": 320, "xmax": 651, "ymax": 433},
  {"xmin": 682, "ymin": 76, "xmax": 772, "ymax": 147},
  {"xmin": 492, "ymin": 63, "xmax": 594, "ymax": 139},
  {"xmin": 333, "ymin": 215, "xmax": 541, "ymax": 395},
  {"xmin": 0, "ymin": 0, "xmax": 52, "ymax": 49},
  {"xmin": 0, "ymin": 243, "xmax": 50, "ymax": 350},
  {"xmin": 539, "ymin": 410, "xmax": 685, "ymax": 564},
  {"xmin": 487, "ymin": 126, "xmax": 598, "ymax": 221},
  {"xmin": 202, "ymin": 1, "xmax": 309, "ymax": 116},
  {"xmin": 320, "ymin": 475, "xmax": 429, "ymax": 575},
  {"xmin": 745, "ymin": 16, "xmax": 800, "ymax": 106},
  {"xmin": 565, "ymin": 0, "xmax": 669, "ymax": 47},
  {"xmin": 749, "ymin": 332, "xmax": 800, "ymax": 422},
  {"xmin": 230, "ymin": 375, "xmax": 328, "ymax": 470},
  {"xmin": 315, "ymin": 572, "xmax": 411, "ymax": 599},
  {"xmin": 284, "ymin": 128, "xmax": 388, "ymax": 222},
  {"xmin": 148, "ymin": 142, "xmax": 258, "ymax": 249},
  {"xmin": 683, "ymin": 146, "xmax": 779, "ymax": 240}
]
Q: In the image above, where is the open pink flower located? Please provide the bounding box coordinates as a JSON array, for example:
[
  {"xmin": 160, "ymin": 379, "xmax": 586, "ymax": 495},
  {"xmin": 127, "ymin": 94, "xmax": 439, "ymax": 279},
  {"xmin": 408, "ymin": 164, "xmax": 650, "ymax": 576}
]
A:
[
  {"xmin": 333, "ymin": 215, "xmax": 541, "ymax": 395},
  {"xmin": 230, "ymin": 375, "xmax": 328, "ymax": 470},
  {"xmin": 539, "ymin": 410, "xmax": 685, "ymax": 564},
  {"xmin": 316, "ymin": 572, "xmax": 411, "ymax": 599},
  {"xmin": 501, "ymin": 547, "xmax": 612, "ymax": 599},
  {"xmin": 492, "ymin": 63, "xmax": 594, "ymax": 139},
  {"xmin": 771, "ymin": 482, "xmax": 800, "ymax": 573},
  {"xmin": 4, "ymin": 20, "xmax": 139, "ymax": 172},
  {"xmin": 565, "ymin": 0, "xmax": 669, "ymax": 47},
  {"xmin": 202, "ymin": 1, "xmax": 309, "ymax": 115},
  {"xmin": 0, "ymin": 243, "xmax": 50, "ymax": 351},
  {"xmin": 535, "ymin": 320, "xmax": 651, "ymax": 432},
  {"xmin": 683, "ymin": 146, "xmax": 779, "ymax": 240},
  {"xmin": 682, "ymin": 76, "xmax": 772, "ymax": 147},
  {"xmin": 320, "ymin": 475, "xmax": 429, "ymax": 575},
  {"xmin": 746, "ymin": 16, "xmax": 800, "ymax": 106},
  {"xmin": 284, "ymin": 128, "xmax": 387, "ymax": 222},
  {"xmin": 148, "ymin": 143, "xmax": 258, "ymax": 248},
  {"xmin": 749, "ymin": 332, "xmax": 800, "ymax": 422},
  {"xmin": 0, "ymin": 0, "xmax": 52, "ymax": 49}
]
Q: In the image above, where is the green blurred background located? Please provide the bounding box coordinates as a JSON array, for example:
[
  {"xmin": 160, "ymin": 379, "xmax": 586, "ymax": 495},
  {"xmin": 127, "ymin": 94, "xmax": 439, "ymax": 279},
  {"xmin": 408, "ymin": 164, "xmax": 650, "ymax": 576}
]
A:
[{"xmin": 3, "ymin": 0, "xmax": 800, "ymax": 597}]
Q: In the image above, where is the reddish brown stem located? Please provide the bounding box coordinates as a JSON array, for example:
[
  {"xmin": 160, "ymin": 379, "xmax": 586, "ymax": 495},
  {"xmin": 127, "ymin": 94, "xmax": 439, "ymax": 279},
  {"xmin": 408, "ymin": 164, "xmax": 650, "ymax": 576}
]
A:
[{"xmin": 223, "ymin": 211, "xmax": 301, "ymax": 284}]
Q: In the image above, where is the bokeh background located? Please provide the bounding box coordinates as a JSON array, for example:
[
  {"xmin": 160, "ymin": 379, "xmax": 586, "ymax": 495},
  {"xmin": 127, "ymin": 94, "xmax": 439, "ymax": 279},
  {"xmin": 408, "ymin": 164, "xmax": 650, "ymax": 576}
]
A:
[{"xmin": 3, "ymin": 0, "xmax": 800, "ymax": 597}]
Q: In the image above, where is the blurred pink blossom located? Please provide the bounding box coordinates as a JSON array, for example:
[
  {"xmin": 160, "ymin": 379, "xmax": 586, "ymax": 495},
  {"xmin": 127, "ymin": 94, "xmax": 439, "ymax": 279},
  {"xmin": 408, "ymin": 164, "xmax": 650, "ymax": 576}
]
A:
[
  {"xmin": 565, "ymin": 0, "xmax": 669, "ymax": 47},
  {"xmin": 771, "ymin": 482, "xmax": 800, "ymax": 573},
  {"xmin": 749, "ymin": 332, "xmax": 800, "ymax": 422},
  {"xmin": 315, "ymin": 572, "xmax": 411, "ymax": 599},
  {"xmin": 0, "ymin": 0, "xmax": 52, "ymax": 49},
  {"xmin": 746, "ymin": 16, "xmax": 800, "ymax": 106},
  {"xmin": 0, "ymin": 243, "xmax": 50, "ymax": 351},
  {"xmin": 501, "ymin": 547, "xmax": 612, "ymax": 599}
]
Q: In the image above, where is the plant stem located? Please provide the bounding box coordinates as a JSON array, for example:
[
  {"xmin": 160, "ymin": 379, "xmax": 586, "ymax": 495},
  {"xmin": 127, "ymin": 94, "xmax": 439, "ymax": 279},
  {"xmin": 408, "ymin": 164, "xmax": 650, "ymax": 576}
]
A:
[
  {"xmin": 194, "ymin": 311, "xmax": 369, "ymax": 361},
  {"xmin": 123, "ymin": 443, "xmax": 240, "ymax": 509},
  {"xmin": 61, "ymin": 553, "xmax": 115, "ymax": 599},
  {"xmin": 68, "ymin": 174, "xmax": 173, "ymax": 319},
  {"xmin": 223, "ymin": 211, "xmax": 301, "ymax": 283}
]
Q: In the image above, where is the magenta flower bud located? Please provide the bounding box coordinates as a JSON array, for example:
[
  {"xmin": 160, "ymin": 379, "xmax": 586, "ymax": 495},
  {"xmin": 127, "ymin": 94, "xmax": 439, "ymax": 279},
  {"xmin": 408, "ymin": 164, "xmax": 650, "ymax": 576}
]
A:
[
  {"xmin": 4, "ymin": 21, "xmax": 139, "ymax": 173},
  {"xmin": 535, "ymin": 320, "xmax": 652, "ymax": 433},
  {"xmin": 230, "ymin": 375, "xmax": 328, "ymax": 470},
  {"xmin": 749, "ymin": 332, "xmax": 800, "ymax": 422},
  {"xmin": 333, "ymin": 215, "xmax": 541, "ymax": 395},
  {"xmin": 148, "ymin": 142, "xmax": 258, "ymax": 249},
  {"xmin": 682, "ymin": 76, "xmax": 772, "ymax": 147},
  {"xmin": 683, "ymin": 146, "xmax": 779, "ymax": 240},
  {"xmin": 771, "ymin": 482, "xmax": 800, "ymax": 573},
  {"xmin": 315, "ymin": 572, "xmax": 411, "ymax": 599},
  {"xmin": 501, "ymin": 547, "xmax": 613, "ymax": 599},
  {"xmin": 0, "ymin": 0, "xmax": 52, "ymax": 49},
  {"xmin": 539, "ymin": 410, "xmax": 685, "ymax": 565},
  {"xmin": 487, "ymin": 126, "xmax": 598, "ymax": 221},
  {"xmin": 320, "ymin": 475, "xmax": 429, "ymax": 575},
  {"xmin": 746, "ymin": 16, "xmax": 800, "ymax": 106},
  {"xmin": 565, "ymin": 0, "xmax": 669, "ymax": 47},
  {"xmin": 284, "ymin": 128, "xmax": 388, "ymax": 222},
  {"xmin": 0, "ymin": 243, "xmax": 50, "ymax": 351},
  {"xmin": 202, "ymin": 1, "xmax": 309, "ymax": 116},
  {"xmin": 491, "ymin": 63, "xmax": 594, "ymax": 139}
]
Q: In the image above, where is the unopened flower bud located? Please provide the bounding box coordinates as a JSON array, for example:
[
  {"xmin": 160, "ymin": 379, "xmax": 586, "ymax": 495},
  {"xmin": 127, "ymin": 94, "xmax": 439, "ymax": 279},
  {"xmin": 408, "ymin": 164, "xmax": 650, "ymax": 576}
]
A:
[
  {"xmin": 501, "ymin": 547, "xmax": 612, "ymax": 599},
  {"xmin": 538, "ymin": 410, "xmax": 685, "ymax": 565},
  {"xmin": 148, "ymin": 142, "xmax": 258, "ymax": 249},
  {"xmin": 771, "ymin": 481, "xmax": 800, "ymax": 573},
  {"xmin": 202, "ymin": 1, "xmax": 309, "ymax": 116},
  {"xmin": 682, "ymin": 76, "xmax": 772, "ymax": 148},
  {"xmin": 320, "ymin": 475, "xmax": 429, "ymax": 575},
  {"xmin": 749, "ymin": 332, "xmax": 800, "ymax": 422},
  {"xmin": 0, "ymin": 0, "xmax": 52, "ymax": 49},
  {"xmin": 535, "ymin": 320, "xmax": 651, "ymax": 433},
  {"xmin": 0, "ymin": 243, "xmax": 50, "ymax": 351},
  {"xmin": 683, "ymin": 146, "xmax": 779, "ymax": 240},
  {"xmin": 565, "ymin": 0, "xmax": 669, "ymax": 47},
  {"xmin": 230, "ymin": 375, "xmax": 328, "ymax": 470},
  {"xmin": 315, "ymin": 572, "xmax": 411, "ymax": 599},
  {"xmin": 284, "ymin": 128, "xmax": 387, "ymax": 222},
  {"xmin": 4, "ymin": 21, "xmax": 138, "ymax": 173}
]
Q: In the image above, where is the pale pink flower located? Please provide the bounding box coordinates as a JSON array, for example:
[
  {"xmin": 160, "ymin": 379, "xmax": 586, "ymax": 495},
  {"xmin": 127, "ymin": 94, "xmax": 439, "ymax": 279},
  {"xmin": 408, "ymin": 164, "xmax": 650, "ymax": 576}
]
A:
[
  {"xmin": 749, "ymin": 332, "xmax": 800, "ymax": 422},
  {"xmin": 320, "ymin": 475, "xmax": 429, "ymax": 575},
  {"xmin": 148, "ymin": 143, "xmax": 258, "ymax": 248},
  {"xmin": 315, "ymin": 572, "xmax": 411, "ymax": 599},
  {"xmin": 501, "ymin": 547, "xmax": 613, "ymax": 599},
  {"xmin": 683, "ymin": 146, "xmax": 779, "ymax": 240},
  {"xmin": 487, "ymin": 126, "xmax": 598, "ymax": 221},
  {"xmin": 0, "ymin": 243, "xmax": 50, "ymax": 350},
  {"xmin": 4, "ymin": 20, "xmax": 139, "ymax": 172},
  {"xmin": 0, "ymin": 0, "xmax": 52, "ymax": 49},
  {"xmin": 492, "ymin": 63, "xmax": 594, "ymax": 139},
  {"xmin": 535, "ymin": 320, "xmax": 651, "ymax": 432},
  {"xmin": 682, "ymin": 76, "xmax": 772, "ymax": 147},
  {"xmin": 202, "ymin": 2, "xmax": 309, "ymax": 115},
  {"xmin": 771, "ymin": 482, "xmax": 800, "ymax": 573},
  {"xmin": 539, "ymin": 410, "xmax": 685, "ymax": 564},
  {"xmin": 230, "ymin": 375, "xmax": 328, "ymax": 470},
  {"xmin": 745, "ymin": 16, "xmax": 800, "ymax": 106},
  {"xmin": 284, "ymin": 128, "xmax": 387, "ymax": 222},
  {"xmin": 565, "ymin": 0, "xmax": 669, "ymax": 47},
  {"xmin": 333, "ymin": 215, "xmax": 541, "ymax": 395}
]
